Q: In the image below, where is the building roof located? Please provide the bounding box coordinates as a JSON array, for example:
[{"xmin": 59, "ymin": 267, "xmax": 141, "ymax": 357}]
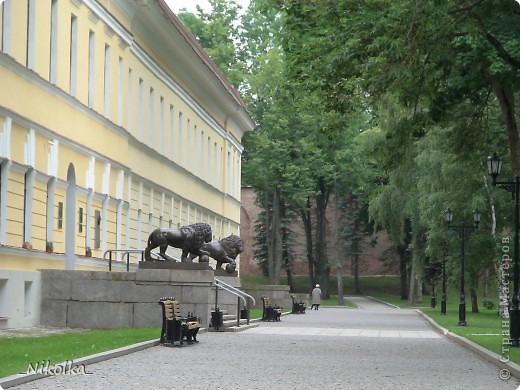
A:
[
  {"xmin": 118, "ymin": 0, "xmax": 256, "ymax": 134},
  {"xmin": 157, "ymin": 0, "xmax": 247, "ymax": 109}
]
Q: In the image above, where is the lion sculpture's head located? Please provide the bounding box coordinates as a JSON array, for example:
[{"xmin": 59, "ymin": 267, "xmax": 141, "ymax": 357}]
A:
[{"xmin": 219, "ymin": 234, "xmax": 244, "ymax": 259}]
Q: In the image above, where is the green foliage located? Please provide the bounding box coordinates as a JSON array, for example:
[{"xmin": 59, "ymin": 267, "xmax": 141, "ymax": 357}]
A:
[
  {"xmin": 179, "ymin": 0, "xmax": 520, "ymax": 301},
  {"xmin": 177, "ymin": 0, "xmax": 245, "ymax": 88}
]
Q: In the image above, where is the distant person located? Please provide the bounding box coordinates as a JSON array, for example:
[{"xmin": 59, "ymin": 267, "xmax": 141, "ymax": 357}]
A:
[{"xmin": 311, "ymin": 284, "xmax": 322, "ymax": 310}]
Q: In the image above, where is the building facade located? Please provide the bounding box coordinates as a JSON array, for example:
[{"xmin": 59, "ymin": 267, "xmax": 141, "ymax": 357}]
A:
[{"xmin": 0, "ymin": 0, "xmax": 254, "ymax": 272}]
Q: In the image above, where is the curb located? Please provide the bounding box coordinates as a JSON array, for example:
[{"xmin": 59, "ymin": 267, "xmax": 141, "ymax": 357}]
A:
[
  {"xmin": 0, "ymin": 338, "xmax": 160, "ymax": 388},
  {"xmin": 418, "ymin": 310, "xmax": 520, "ymax": 380},
  {"xmin": 365, "ymin": 295, "xmax": 401, "ymax": 309}
]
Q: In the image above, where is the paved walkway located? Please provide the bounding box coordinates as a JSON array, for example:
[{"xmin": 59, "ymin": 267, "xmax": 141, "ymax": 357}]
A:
[{"xmin": 6, "ymin": 297, "xmax": 520, "ymax": 390}]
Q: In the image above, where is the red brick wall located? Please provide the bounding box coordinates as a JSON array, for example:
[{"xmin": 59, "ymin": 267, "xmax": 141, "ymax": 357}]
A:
[
  {"xmin": 239, "ymin": 187, "xmax": 264, "ymax": 276},
  {"xmin": 239, "ymin": 188, "xmax": 399, "ymax": 277}
]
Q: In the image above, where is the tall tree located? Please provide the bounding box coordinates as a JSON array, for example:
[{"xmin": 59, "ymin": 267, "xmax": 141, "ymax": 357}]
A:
[
  {"xmin": 278, "ymin": 0, "xmax": 520, "ymax": 302},
  {"xmin": 177, "ymin": 0, "xmax": 245, "ymax": 88}
]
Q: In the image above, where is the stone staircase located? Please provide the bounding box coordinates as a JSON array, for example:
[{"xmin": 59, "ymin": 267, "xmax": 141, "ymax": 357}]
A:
[{"xmin": 207, "ymin": 309, "xmax": 259, "ymax": 332}]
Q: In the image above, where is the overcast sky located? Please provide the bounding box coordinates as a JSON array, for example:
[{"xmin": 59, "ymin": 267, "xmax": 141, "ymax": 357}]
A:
[{"xmin": 164, "ymin": 0, "xmax": 250, "ymax": 14}]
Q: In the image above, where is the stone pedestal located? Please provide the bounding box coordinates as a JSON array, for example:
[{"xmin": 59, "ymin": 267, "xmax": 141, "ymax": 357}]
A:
[
  {"xmin": 40, "ymin": 265, "xmax": 215, "ymax": 330},
  {"xmin": 138, "ymin": 260, "xmax": 212, "ymax": 271}
]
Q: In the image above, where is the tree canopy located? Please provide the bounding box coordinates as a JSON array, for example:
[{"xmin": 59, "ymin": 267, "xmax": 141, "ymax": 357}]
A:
[{"xmin": 176, "ymin": 0, "xmax": 520, "ymax": 303}]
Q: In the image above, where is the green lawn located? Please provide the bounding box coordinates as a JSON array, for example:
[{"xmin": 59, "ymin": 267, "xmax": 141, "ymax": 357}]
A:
[
  {"xmin": 420, "ymin": 304, "xmax": 520, "ymax": 365},
  {"xmin": 0, "ymin": 327, "xmax": 159, "ymax": 379}
]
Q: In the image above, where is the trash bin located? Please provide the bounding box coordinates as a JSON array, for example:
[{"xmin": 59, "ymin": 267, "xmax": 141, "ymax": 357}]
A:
[
  {"xmin": 240, "ymin": 308, "xmax": 249, "ymax": 320},
  {"xmin": 211, "ymin": 308, "xmax": 223, "ymax": 330}
]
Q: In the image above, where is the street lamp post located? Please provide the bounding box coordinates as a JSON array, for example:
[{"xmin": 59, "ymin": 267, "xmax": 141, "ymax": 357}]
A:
[
  {"xmin": 444, "ymin": 207, "xmax": 480, "ymax": 326},
  {"xmin": 487, "ymin": 152, "xmax": 520, "ymax": 346},
  {"xmin": 441, "ymin": 255, "xmax": 447, "ymax": 315}
]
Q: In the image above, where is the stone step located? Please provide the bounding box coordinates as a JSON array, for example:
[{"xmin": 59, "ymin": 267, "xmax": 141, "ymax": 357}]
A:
[
  {"xmin": 222, "ymin": 317, "xmax": 249, "ymax": 326},
  {"xmin": 208, "ymin": 322, "xmax": 259, "ymax": 332}
]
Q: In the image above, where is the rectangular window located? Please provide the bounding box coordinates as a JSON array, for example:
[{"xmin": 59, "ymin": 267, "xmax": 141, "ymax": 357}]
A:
[
  {"xmin": 177, "ymin": 112, "xmax": 183, "ymax": 165},
  {"xmin": 213, "ymin": 143, "xmax": 217, "ymax": 187},
  {"xmin": 46, "ymin": 178, "xmax": 55, "ymax": 246},
  {"xmin": 149, "ymin": 87, "xmax": 154, "ymax": 147},
  {"xmin": 201, "ymin": 131, "xmax": 205, "ymax": 180},
  {"xmin": 169, "ymin": 104, "xmax": 174, "ymax": 160},
  {"xmin": 27, "ymin": 0, "xmax": 36, "ymax": 69},
  {"xmin": 69, "ymin": 14, "xmax": 78, "ymax": 96},
  {"xmin": 159, "ymin": 96, "xmax": 164, "ymax": 155},
  {"xmin": 94, "ymin": 210, "xmax": 101, "ymax": 249},
  {"xmin": 118, "ymin": 57, "xmax": 123, "ymax": 125},
  {"xmin": 127, "ymin": 68, "xmax": 133, "ymax": 132},
  {"xmin": 50, "ymin": 0, "xmax": 58, "ymax": 84},
  {"xmin": 78, "ymin": 207, "xmax": 83, "ymax": 233},
  {"xmin": 227, "ymin": 151, "xmax": 231, "ymax": 194},
  {"xmin": 104, "ymin": 44, "xmax": 111, "ymax": 117},
  {"xmin": 138, "ymin": 78, "xmax": 143, "ymax": 140},
  {"xmin": 57, "ymin": 201, "xmax": 63, "ymax": 229},
  {"xmin": 24, "ymin": 281, "xmax": 33, "ymax": 317},
  {"xmin": 186, "ymin": 119, "xmax": 191, "ymax": 171},
  {"xmin": 193, "ymin": 126, "xmax": 198, "ymax": 174},
  {"xmin": 0, "ymin": 279, "xmax": 7, "ymax": 318},
  {"xmin": 207, "ymin": 136, "xmax": 211, "ymax": 182},
  {"xmin": 88, "ymin": 30, "xmax": 95, "ymax": 108}
]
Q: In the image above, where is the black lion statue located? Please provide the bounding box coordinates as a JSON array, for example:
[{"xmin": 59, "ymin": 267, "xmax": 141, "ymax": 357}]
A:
[
  {"xmin": 144, "ymin": 222, "xmax": 212, "ymax": 262},
  {"xmin": 199, "ymin": 234, "xmax": 244, "ymax": 273}
]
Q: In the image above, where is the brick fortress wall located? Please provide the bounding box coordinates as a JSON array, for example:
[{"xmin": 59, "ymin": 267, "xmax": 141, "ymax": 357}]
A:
[{"xmin": 239, "ymin": 187, "xmax": 399, "ymax": 277}]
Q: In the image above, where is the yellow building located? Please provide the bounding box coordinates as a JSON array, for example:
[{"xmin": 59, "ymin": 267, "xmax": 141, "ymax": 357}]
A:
[{"xmin": 0, "ymin": 0, "xmax": 254, "ymax": 272}]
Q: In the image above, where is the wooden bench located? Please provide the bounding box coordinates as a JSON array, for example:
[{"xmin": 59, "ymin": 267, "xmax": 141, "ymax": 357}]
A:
[
  {"xmin": 291, "ymin": 294, "xmax": 306, "ymax": 314},
  {"xmin": 261, "ymin": 296, "xmax": 282, "ymax": 322},
  {"xmin": 159, "ymin": 297, "xmax": 201, "ymax": 346}
]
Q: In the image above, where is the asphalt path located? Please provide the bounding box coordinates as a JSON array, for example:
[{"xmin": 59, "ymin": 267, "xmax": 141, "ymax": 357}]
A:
[{"xmin": 8, "ymin": 297, "xmax": 520, "ymax": 390}]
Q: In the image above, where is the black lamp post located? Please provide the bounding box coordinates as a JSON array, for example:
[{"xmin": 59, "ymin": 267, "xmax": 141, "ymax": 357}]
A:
[
  {"xmin": 487, "ymin": 152, "xmax": 520, "ymax": 346},
  {"xmin": 441, "ymin": 255, "xmax": 447, "ymax": 315},
  {"xmin": 444, "ymin": 207, "xmax": 480, "ymax": 326}
]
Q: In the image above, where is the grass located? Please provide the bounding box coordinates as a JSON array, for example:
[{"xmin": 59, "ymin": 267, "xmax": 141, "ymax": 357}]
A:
[
  {"xmin": 421, "ymin": 306, "xmax": 520, "ymax": 362},
  {"xmin": 0, "ymin": 327, "xmax": 159, "ymax": 379}
]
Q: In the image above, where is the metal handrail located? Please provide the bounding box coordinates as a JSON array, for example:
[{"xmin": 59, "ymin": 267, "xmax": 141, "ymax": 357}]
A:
[
  {"xmin": 215, "ymin": 278, "xmax": 256, "ymax": 306},
  {"xmin": 214, "ymin": 278, "xmax": 255, "ymax": 326},
  {"xmin": 103, "ymin": 249, "xmax": 144, "ymax": 271}
]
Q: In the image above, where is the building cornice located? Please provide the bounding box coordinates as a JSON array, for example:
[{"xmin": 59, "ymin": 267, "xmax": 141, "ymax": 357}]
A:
[{"xmin": 81, "ymin": 0, "xmax": 252, "ymax": 151}]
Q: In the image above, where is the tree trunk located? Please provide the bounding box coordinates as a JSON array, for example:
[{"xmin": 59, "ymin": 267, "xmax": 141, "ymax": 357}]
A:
[
  {"xmin": 408, "ymin": 265, "xmax": 416, "ymax": 306},
  {"xmin": 353, "ymin": 250, "xmax": 360, "ymax": 294},
  {"xmin": 281, "ymin": 203, "xmax": 294, "ymax": 292},
  {"xmin": 271, "ymin": 187, "xmax": 282, "ymax": 284},
  {"xmin": 470, "ymin": 286, "xmax": 479, "ymax": 313},
  {"xmin": 315, "ymin": 180, "xmax": 330, "ymax": 298},
  {"xmin": 408, "ymin": 256, "xmax": 422, "ymax": 305},
  {"xmin": 487, "ymin": 75, "xmax": 520, "ymax": 176},
  {"xmin": 400, "ymin": 218, "xmax": 412, "ymax": 300},
  {"xmin": 265, "ymin": 190, "xmax": 274, "ymax": 282},
  {"xmin": 336, "ymin": 267, "xmax": 344, "ymax": 304},
  {"xmin": 286, "ymin": 268, "xmax": 294, "ymax": 292},
  {"xmin": 398, "ymin": 246, "xmax": 409, "ymax": 300},
  {"xmin": 300, "ymin": 197, "xmax": 315, "ymax": 291}
]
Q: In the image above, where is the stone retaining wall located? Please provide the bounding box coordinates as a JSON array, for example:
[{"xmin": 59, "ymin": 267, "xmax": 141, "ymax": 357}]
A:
[
  {"xmin": 40, "ymin": 267, "xmax": 215, "ymax": 329},
  {"xmin": 241, "ymin": 284, "xmax": 293, "ymax": 311}
]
